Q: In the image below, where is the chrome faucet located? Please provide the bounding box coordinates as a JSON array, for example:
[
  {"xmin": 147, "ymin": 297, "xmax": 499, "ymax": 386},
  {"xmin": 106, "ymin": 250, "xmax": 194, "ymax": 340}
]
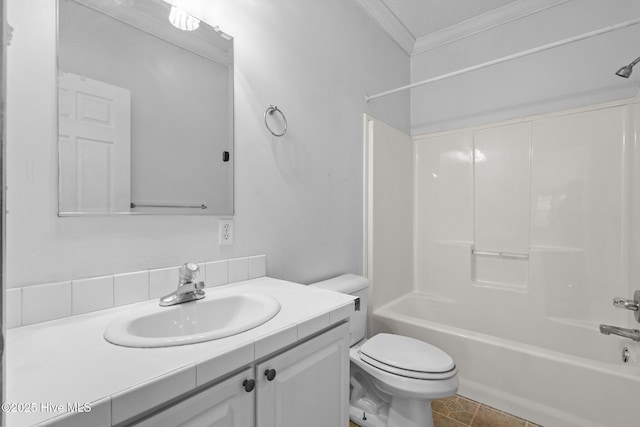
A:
[
  {"xmin": 613, "ymin": 290, "xmax": 640, "ymax": 323},
  {"xmin": 159, "ymin": 262, "xmax": 205, "ymax": 307},
  {"xmin": 599, "ymin": 324, "xmax": 640, "ymax": 342}
]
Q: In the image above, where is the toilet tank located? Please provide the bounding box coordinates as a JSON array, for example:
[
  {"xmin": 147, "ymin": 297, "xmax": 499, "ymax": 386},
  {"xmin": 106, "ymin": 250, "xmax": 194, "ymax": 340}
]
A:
[{"xmin": 309, "ymin": 274, "xmax": 368, "ymax": 346}]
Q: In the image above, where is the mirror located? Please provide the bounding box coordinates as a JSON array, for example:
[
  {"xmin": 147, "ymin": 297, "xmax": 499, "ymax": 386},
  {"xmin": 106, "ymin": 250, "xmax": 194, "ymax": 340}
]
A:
[{"xmin": 57, "ymin": 0, "xmax": 233, "ymax": 215}]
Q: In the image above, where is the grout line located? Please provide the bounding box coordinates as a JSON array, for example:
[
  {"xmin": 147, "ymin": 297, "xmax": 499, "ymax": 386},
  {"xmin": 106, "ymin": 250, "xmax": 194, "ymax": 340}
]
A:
[
  {"xmin": 444, "ymin": 414, "xmax": 468, "ymax": 427},
  {"xmin": 470, "ymin": 399, "xmax": 480, "ymax": 426}
]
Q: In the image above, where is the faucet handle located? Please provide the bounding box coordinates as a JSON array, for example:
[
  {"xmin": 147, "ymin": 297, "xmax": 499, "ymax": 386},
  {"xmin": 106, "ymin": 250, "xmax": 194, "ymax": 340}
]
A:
[
  {"xmin": 179, "ymin": 262, "xmax": 200, "ymax": 284},
  {"xmin": 613, "ymin": 297, "xmax": 639, "ymax": 311},
  {"xmin": 613, "ymin": 290, "xmax": 640, "ymax": 324},
  {"xmin": 195, "ymin": 281, "xmax": 205, "ymax": 290}
]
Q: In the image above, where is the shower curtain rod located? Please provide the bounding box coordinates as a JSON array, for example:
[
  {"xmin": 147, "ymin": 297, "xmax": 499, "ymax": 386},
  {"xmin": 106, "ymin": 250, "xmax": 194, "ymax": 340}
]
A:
[{"xmin": 365, "ymin": 17, "xmax": 640, "ymax": 102}]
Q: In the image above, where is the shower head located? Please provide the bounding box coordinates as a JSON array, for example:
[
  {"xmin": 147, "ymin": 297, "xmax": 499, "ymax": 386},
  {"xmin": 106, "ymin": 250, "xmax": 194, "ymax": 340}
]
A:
[
  {"xmin": 616, "ymin": 55, "xmax": 640, "ymax": 78},
  {"xmin": 616, "ymin": 65, "xmax": 634, "ymax": 78}
]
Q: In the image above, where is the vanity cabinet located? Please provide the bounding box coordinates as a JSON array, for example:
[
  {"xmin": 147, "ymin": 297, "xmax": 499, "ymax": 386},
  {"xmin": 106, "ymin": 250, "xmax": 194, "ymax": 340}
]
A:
[
  {"xmin": 256, "ymin": 322, "xmax": 350, "ymax": 427},
  {"xmin": 131, "ymin": 322, "xmax": 349, "ymax": 427},
  {"xmin": 133, "ymin": 368, "xmax": 255, "ymax": 427}
]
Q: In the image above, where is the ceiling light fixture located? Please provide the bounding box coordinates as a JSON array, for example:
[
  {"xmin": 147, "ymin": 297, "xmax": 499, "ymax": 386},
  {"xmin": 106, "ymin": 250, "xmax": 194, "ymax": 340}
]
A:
[{"xmin": 169, "ymin": 6, "xmax": 200, "ymax": 31}]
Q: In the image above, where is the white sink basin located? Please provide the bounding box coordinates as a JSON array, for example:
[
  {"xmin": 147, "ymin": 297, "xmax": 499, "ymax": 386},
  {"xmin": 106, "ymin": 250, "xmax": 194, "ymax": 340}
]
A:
[{"xmin": 104, "ymin": 292, "xmax": 281, "ymax": 348}]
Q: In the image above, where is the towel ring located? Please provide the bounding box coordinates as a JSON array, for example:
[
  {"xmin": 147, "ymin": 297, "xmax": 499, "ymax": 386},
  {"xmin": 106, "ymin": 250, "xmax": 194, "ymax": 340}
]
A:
[{"xmin": 264, "ymin": 105, "xmax": 287, "ymax": 137}]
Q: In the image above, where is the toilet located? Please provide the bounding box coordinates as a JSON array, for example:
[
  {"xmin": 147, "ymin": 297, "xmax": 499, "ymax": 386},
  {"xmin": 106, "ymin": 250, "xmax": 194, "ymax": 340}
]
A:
[{"xmin": 310, "ymin": 274, "xmax": 458, "ymax": 427}]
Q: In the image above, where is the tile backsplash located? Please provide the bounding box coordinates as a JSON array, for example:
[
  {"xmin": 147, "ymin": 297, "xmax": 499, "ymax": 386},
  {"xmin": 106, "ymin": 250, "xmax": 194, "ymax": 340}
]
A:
[{"xmin": 6, "ymin": 255, "xmax": 267, "ymax": 329}]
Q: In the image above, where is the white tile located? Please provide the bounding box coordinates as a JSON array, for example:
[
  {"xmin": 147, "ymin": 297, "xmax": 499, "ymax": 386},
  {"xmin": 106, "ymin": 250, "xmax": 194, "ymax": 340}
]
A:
[
  {"xmin": 72, "ymin": 276, "xmax": 114, "ymax": 315},
  {"xmin": 204, "ymin": 260, "xmax": 228, "ymax": 287},
  {"xmin": 111, "ymin": 365, "xmax": 195, "ymax": 425},
  {"xmin": 297, "ymin": 312, "xmax": 330, "ymax": 340},
  {"xmin": 196, "ymin": 343, "xmax": 254, "ymax": 387},
  {"xmin": 254, "ymin": 325, "xmax": 297, "ymax": 359},
  {"xmin": 329, "ymin": 302, "xmax": 356, "ymax": 325},
  {"xmin": 248, "ymin": 255, "xmax": 267, "ymax": 279},
  {"xmin": 114, "ymin": 271, "xmax": 149, "ymax": 306},
  {"xmin": 45, "ymin": 397, "xmax": 110, "ymax": 427},
  {"xmin": 149, "ymin": 266, "xmax": 179, "ymax": 298},
  {"xmin": 6, "ymin": 288, "xmax": 22, "ymax": 328},
  {"xmin": 22, "ymin": 282, "xmax": 72, "ymax": 326},
  {"xmin": 228, "ymin": 257, "xmax": 249, "ymax": 283}
]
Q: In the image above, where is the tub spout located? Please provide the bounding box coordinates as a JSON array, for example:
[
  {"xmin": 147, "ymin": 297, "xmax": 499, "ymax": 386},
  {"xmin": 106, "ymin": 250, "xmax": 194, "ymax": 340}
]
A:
[{"xmin": 599, "ymin": 324, "xmax": 640, "ymax": 342}]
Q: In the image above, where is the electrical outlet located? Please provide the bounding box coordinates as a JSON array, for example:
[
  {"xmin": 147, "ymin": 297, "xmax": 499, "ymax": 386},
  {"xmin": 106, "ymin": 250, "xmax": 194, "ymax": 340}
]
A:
[{"xmin": 219, "ymin": 219, "xmax": 234, "ymax": 246}]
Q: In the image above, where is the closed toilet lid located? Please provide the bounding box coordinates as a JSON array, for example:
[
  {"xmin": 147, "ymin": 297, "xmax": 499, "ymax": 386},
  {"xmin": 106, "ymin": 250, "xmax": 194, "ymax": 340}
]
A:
[{"xmin": 359, "ymin": 333, "xmax": 455, "ymax": 378}]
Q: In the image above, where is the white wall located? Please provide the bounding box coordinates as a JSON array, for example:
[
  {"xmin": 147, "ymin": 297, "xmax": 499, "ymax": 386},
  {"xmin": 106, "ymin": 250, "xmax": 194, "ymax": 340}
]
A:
[
  {"xmin": 6, "ymin": 0, "xmax": 410, "ymax": 288},
  {"xmin": 410, "ymin": 0, "xmax": 640, "ymax": 135}
]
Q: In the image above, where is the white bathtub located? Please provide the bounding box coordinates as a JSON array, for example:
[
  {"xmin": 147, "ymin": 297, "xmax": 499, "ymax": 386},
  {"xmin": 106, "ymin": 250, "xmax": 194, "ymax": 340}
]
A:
[{"xmin": 371, "ymin": 292, "xmax": 640, "ymax": 427}]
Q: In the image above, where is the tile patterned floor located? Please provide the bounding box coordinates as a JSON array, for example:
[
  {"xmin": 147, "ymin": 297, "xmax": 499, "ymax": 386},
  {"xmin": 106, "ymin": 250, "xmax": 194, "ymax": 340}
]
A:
[{"xmin": 349, "ymin": 394, "xmax": 543, "ymax": 427}]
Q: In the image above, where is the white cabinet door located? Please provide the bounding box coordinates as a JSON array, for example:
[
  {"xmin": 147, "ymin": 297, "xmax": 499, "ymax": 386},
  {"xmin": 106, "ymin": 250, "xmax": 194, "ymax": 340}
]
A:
[
  {"xmin": 256, "ymin": 323, "xmax": 350, "ymax": 427},
  {"xmin": 133, "ymin": 368, "xmax": 255, "ymax": 427}
]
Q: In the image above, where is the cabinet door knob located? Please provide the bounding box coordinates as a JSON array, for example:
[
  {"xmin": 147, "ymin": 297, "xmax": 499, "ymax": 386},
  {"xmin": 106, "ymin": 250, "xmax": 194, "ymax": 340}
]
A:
[
  {"xmin": 264, "ymin": 369, "xmax": 277, "ymax": 381},
  {"xmin": 243, "ymin": 379, "xmax": 256, "ymax": 392}
]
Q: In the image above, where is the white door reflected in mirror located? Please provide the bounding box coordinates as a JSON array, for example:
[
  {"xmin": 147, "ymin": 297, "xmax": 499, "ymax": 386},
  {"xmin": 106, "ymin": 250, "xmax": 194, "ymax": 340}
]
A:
[{"xmin": 58, "ymin": 72, "xmax": 131, "ymax": 213}]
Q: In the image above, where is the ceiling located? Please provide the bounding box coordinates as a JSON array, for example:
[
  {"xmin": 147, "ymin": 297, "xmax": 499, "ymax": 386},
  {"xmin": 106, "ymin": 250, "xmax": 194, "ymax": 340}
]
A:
[
  {"xmin": 354, "ymin": 0, "xmax": 569, "ymax": 55},
  {"xmin": 381, "ymin": 0, "xmax": 519, "ymax": 39}
]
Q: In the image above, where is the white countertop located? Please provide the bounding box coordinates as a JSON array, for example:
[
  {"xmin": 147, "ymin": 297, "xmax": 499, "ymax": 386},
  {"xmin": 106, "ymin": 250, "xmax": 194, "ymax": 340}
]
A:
[{"xmin": 6, "ymin": 277, "xmax": 355, "ymax": 426}]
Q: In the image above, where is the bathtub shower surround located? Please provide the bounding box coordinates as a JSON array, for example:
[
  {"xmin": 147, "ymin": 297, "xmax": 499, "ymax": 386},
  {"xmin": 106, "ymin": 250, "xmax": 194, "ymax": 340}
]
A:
[
  {"xmin": 368, "ymin": 97, "xmax": 640, "ymax": 427},
  {"xmin": 413, "ymin": 100, "xmax": 634, "ymax": 335}
]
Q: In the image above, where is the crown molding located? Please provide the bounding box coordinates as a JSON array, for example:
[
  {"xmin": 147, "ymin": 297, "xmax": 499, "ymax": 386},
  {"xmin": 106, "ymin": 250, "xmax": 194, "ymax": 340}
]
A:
[
  {"xmin": 354, "ymin": 0, "xmax": 570, "ymax": 57},
  {"xmin": 353, "ymin": 0, "xmax": 415, "ymax": 56},
  {"xmin": 412, "ymin": 0, "xmax": 570, "ymax": 55}
]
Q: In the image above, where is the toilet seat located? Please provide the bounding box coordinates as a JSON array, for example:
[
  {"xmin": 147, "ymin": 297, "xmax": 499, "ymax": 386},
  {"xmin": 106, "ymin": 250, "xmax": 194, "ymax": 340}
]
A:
[{"xmin": 358, "ymin": 333, "xmax": 456, "ymax": 380}]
